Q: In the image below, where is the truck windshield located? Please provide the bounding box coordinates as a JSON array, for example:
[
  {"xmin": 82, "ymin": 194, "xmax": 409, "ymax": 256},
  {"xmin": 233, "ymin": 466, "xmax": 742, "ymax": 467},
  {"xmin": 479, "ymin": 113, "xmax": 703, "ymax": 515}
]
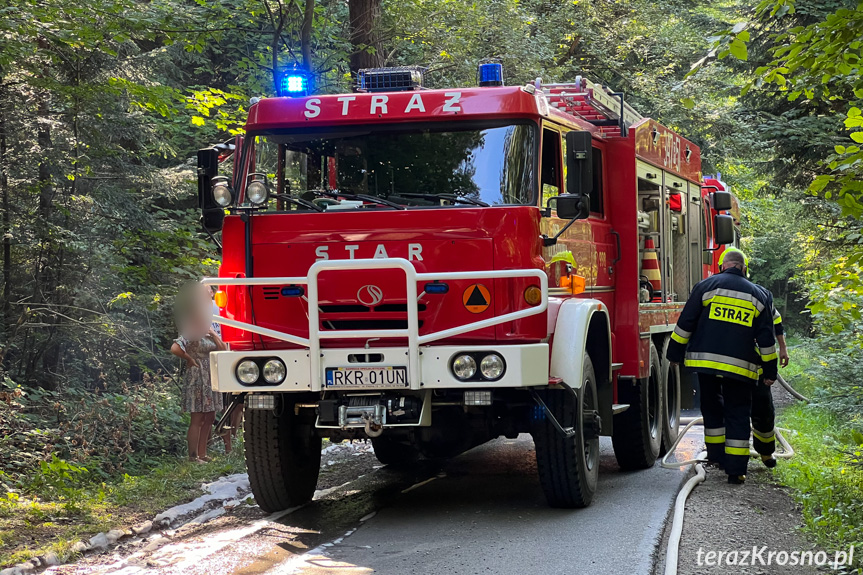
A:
[{"xmin": 248, "ymin": 123, "xmax": 536, "ymax": 207}]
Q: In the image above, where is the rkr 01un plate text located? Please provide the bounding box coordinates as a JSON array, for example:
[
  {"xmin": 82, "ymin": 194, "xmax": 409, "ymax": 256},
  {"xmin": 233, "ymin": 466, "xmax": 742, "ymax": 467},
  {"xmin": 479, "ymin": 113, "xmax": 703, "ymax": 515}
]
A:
[{"xmin": 325, "ymin": 366, "xmax": 408, "ymax": 388}]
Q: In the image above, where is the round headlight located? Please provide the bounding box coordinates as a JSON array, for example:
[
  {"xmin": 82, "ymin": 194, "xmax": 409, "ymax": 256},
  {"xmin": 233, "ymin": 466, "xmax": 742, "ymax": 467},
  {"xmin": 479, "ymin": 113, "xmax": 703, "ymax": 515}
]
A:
[
  {"xmin": 236, "ymin": 360, "xmax": 260, "ymax": 384},
  {"xmin": 246, "ymin": 181, "xmax": 268, "ymax": 205},
  {"xmin": 262, "ymin": 359, "xmax": 286, "ymax": 384},
  {"xmin": 480, "ymin": 354, "xmax": 505, "ymax": 380},
  {"xmin": 213, "ymin": 183, "xmax": 233, "ymax": 207},
  {"xmin": 452, "ymin": 354, "xmax": 477, "ymax": 381}
]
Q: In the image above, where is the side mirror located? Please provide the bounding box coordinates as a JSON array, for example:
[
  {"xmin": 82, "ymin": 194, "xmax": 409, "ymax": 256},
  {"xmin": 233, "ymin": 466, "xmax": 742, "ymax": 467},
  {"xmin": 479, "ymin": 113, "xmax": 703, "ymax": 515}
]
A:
[
  {"xmin": 198, "ymin": 147, "xmax": 225, "ymax": 233},
  {"xmin": 556, "ymin": 194, "xmax": 588, "ymax": 220},
  {"xmin": 564, "ymin": 131, "xmax": 593, "ymax": 212},
  {"xmin": 712, "ymin": 191, "xmax": 732, "ymax": 211},
  {"xmin": 713, "ymin": 214, "xmax": 734, "ymax": 245}
]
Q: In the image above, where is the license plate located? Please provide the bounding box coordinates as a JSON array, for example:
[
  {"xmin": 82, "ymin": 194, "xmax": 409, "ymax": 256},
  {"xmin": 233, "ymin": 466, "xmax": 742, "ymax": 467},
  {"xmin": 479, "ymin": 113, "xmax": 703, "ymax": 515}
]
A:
[{"xmin": 325, "ymin": 366, "xmax": 408, "ymax": 388}]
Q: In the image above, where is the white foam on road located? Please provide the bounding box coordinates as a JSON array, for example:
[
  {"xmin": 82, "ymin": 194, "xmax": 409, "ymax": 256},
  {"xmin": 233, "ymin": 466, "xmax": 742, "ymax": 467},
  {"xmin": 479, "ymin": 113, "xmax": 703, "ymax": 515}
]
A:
[
  {"xmin": 262, "ymin": 528, "xmax": 365, "ymax": 575},
  {"xmin": 43, "ymin": 442, "xmax": 377, "ymax": 575},
  {"xmin": 60, "ymin": 477, "xmax": 361, "ymax": 575},
  {"xmin": 152, "ymin": 473, "xmax": 250, "ymax": 525}
]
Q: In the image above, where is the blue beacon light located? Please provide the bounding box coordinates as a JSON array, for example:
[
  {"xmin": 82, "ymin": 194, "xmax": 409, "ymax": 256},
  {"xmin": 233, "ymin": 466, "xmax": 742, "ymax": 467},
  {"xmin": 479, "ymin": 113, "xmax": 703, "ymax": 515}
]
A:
[
  {"xmin": 478, "ymin": 60, "xmax": 504, "ymax": 87},
  {"xmin": 281, "ymin": 285, "xmax": 305, "ymax": 297},
  {"xmin": 277, "ymin": 68, "xmax": 313, "ymax": 97},
  {"xmin": 424, "ymin": 282, "xmax": 449, "ymax": 294}
]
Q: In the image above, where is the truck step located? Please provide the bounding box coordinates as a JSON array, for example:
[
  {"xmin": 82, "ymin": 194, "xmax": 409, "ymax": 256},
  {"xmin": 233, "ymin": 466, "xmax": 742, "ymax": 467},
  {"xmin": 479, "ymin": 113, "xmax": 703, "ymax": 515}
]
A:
[
  {"xmin": 612, "ymin": 362, "xmax": 624, "ymax": 372},
  {"xmin": 612, "ymin": 403, "xmax": 630, "ymax": 414}
]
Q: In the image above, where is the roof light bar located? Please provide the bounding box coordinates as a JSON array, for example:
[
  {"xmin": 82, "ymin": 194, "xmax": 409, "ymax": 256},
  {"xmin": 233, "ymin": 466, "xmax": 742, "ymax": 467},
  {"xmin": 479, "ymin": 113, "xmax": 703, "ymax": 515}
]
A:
[{"xmin": 357, "ymin": 66, "xmax": 424, "ymax": 93}]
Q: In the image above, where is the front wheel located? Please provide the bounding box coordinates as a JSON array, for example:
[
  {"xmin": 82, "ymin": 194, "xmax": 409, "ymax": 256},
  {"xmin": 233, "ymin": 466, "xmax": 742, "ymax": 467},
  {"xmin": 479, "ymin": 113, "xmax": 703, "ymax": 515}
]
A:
[
  {"xmin": 533, "ymin": 353, "xmax": 600, "ymax": 508},
  {"xmin": 244, "ymin": 398, "xmax": 321, "ymax": 513}
]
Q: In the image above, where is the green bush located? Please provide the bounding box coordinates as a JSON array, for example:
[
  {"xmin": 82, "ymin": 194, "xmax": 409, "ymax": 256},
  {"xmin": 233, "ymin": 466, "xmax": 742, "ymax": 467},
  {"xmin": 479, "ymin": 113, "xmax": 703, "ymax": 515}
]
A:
[
  {"xmin": 789, "ymin": 339, "xmax": 863, "ymax": 431},
  {"xmin": 0, "ymin": 373, "xmax": 189, "ymax": 496},
  {"xmin": 776, "ymin": 343, "xmax": 863, "ymax": 559}
]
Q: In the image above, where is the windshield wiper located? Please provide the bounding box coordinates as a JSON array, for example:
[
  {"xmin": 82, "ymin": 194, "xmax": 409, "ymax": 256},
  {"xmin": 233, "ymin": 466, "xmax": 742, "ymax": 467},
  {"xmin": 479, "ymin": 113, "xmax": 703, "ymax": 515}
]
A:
[
  {"xmin": 308, "ymin": 189, "xmax": 406, "ymax": 210},
  {"xmin": 272, "ymin": 194, "xmax": 324, "ymax": 212},
  {"xmin": 400, "ymin": 192, "xmax": 489, "ymax": 207}
]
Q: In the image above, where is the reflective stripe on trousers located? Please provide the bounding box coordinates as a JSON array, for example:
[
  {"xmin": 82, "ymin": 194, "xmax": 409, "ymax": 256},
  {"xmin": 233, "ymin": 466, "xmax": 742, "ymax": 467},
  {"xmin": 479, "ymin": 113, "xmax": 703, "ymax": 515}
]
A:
[
  {"xmin": 752, "ymin": 428, "xmax": 775, "ymax": 443},
  {"xmin": 705, "ymin": 426, "xmax": 726, "ymax": 444},
  {"xmin": 725, "ymin": 438, "xmax": 750, "ymax": 456}
]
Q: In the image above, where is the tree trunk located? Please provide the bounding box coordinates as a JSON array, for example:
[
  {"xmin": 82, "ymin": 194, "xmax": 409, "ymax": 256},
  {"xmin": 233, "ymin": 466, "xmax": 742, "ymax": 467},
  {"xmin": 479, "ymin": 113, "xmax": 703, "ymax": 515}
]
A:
[
  {"xmin": 37, "ymin": 97, "xmax": 53, "ymax": 227},
  {"xmin": 348, "ymin": 0, "xmax": 383, "ymax": 75},
  {"xmin": 0, "ymin": 86, "xmax": 10, "ymax": 341},
  {"xmin": 301, "ymin": 0, "xmax": 315, "ymax": 71}
]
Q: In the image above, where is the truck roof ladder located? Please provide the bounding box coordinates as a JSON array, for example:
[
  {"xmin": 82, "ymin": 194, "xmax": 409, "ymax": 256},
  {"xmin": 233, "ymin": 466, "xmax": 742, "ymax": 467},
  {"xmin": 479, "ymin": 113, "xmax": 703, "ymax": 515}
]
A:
[{"xmin": 542, "ymin": 76, "xmax": 643, "ymax": 138}]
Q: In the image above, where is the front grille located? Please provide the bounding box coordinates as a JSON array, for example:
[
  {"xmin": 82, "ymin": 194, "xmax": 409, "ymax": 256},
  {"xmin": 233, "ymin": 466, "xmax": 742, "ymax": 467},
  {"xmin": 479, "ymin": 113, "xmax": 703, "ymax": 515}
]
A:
[{"xmin": 262, "ymin": 287, "xmax": 280, "ymax": 300}]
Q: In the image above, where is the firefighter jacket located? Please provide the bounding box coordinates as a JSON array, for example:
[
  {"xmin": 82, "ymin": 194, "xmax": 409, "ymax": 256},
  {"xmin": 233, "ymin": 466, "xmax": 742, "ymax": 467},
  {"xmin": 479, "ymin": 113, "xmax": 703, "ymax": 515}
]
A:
[
  {"xmin": 756, "ymin": 284, "xmax": 784, "ymax": 337},
  {"xmin": 666, "ymin": 268, "xmax": 778, "ymax": 382}
]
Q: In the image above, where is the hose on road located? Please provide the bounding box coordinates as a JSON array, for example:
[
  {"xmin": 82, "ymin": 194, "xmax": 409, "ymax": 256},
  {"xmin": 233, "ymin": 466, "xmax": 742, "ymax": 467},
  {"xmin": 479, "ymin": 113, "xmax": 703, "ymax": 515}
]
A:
[{"xmin": 659, "ymin": 374, "xmax": 807, "ymax": 575}]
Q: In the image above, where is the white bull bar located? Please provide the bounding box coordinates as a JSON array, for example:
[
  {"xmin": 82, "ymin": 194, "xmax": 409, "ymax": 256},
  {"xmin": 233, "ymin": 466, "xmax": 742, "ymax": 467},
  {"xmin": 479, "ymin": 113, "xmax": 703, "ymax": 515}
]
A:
[{"xmin": 201, "ymin": 258, "xmax": 548, "ymax": 392}]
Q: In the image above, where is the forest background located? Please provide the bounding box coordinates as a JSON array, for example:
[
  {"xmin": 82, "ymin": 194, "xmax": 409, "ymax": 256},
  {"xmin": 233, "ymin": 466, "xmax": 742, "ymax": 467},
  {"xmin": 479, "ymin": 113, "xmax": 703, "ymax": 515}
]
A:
[{"xmin": 0, "ymin": 0, "xmax": 861, "ymax": 567}]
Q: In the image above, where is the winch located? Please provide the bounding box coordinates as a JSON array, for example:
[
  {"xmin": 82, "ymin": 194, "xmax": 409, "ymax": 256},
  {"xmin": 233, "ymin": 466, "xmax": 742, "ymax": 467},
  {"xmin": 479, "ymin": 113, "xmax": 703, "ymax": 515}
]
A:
[{"xmin": 317, "ymin": 394, "xmax": 423, "ymax": 431}]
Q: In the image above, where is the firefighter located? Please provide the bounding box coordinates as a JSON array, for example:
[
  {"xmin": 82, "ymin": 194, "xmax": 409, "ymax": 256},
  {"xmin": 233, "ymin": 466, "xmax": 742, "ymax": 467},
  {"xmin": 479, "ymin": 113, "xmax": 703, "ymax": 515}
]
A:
[
  {"xmin": 666, "ymin": 248, "xmax": 778, "ymax": 484},
  {"xmin": 751, "ymin": 298, "xmax": 789, "ymax": 468},
  {"xmin": 717, "ymin": 247, "xmax": 790, "ymax": 468}
]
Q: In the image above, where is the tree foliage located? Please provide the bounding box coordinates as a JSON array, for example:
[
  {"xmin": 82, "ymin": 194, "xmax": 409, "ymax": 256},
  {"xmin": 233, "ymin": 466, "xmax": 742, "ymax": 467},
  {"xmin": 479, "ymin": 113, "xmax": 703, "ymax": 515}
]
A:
[{"xmin": 0, "ymin": 0, "xmax": 860, "ymax": 517}]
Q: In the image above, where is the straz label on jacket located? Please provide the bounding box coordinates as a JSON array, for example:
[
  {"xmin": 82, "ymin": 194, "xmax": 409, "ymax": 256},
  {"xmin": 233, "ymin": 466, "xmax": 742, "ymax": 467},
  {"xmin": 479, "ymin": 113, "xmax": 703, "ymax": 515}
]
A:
[{"xmin": 709, "ymin": 303, "xmax": 754, "ymax": 327}]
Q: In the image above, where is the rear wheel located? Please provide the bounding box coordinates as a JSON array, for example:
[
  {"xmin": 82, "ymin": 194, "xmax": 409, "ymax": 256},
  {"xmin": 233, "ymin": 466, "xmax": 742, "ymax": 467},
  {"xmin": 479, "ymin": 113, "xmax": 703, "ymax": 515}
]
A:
[
  {"xmin": 612, "ymin": 343, "xmax": 662, "ymax": 470},
  {"xmin": 660, "ymin": 336, "xmax": 681, "ymax": 454},
  {"xmin": 533, "ymin": 353, "xmax": 600, "ymax": 508},
  {"xmin": 244, "ymin": 399, "xmax": 321, "ymax": 512},
  {"xmin": 371, "ymin": 436, "xmax": 420, "ymax": 467}
]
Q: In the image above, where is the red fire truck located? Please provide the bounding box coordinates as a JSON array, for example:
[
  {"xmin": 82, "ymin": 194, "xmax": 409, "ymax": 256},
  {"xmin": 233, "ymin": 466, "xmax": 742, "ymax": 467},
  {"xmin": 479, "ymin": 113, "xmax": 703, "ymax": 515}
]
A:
[{"xmin": 197, "ymin": 65, "xmax": 736, "ymax": 511}]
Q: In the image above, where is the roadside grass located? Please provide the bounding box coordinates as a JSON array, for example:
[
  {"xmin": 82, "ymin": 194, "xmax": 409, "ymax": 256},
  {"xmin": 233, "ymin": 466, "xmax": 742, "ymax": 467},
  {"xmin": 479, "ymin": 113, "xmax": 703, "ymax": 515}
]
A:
[
  {"xmin": 0, "ymin": 442, "xmax": 246, "ymax": 569},
  {"xmin": 774, "ymin": 344, "xmax": 863, "ymax": 561}
]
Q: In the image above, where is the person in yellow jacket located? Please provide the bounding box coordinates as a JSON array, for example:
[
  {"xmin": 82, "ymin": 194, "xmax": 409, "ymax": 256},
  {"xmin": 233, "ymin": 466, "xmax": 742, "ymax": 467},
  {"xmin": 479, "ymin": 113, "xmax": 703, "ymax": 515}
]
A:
[
  {"xmin": 717, "ymin": 247, "xmax": 790, "ymax": 469},
  {"xmin": 666, "ymin": 249, "xmax": 777, "ymax": 484}
]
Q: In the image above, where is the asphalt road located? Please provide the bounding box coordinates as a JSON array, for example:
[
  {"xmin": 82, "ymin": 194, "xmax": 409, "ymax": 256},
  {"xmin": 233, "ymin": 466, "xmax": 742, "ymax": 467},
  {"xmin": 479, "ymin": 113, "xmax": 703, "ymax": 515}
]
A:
[
  {"xmin": 255, "ymin": 432, "xmax": 703, "ymax": 575},
  {"xmin": 46, "ymin": 430, "xmax": 704, "ymax": 575}
]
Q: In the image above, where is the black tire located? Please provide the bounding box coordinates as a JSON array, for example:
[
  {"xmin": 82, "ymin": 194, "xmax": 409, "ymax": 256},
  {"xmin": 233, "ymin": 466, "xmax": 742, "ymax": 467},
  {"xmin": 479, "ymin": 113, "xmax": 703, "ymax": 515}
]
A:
[
  {"xmin": 533, "ymin": 354, "xmax": 600, "ymax": 508},
  {"xmin": 371, "ymin": 436, "xmax": 420, "ymax": 467},
  {"xmin": 244, "ymin": 400, "xmax": 321, "ymax": 513},
  {"xmin": 612, "ymin": 342, "xmax": 662, "ymax": 470},
  {"xmin": 660, "ymin": 336, "xmax": 681, "ymax": 454}
]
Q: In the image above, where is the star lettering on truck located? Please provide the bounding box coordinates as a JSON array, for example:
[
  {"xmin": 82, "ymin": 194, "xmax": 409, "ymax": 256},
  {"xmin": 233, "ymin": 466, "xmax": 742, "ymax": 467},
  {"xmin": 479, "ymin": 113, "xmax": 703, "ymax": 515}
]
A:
[{"xmin": 314, "ymin": 243, "xmax": 424, "ymax": 261}]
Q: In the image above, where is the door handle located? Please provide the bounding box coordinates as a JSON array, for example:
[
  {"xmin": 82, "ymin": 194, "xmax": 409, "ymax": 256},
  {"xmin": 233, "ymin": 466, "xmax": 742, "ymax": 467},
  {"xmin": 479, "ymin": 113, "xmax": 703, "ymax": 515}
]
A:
[{"xmin": 609, "ymin": 230, "xmax": 621, "ymax": 275}]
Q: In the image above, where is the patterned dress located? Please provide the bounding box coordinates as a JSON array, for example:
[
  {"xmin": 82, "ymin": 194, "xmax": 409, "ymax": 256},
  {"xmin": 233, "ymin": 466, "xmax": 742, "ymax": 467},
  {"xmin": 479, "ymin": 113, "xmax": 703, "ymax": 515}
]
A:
[{"xmin": 175, "ymin": 335, "xmax": 223, "ymax": 413}]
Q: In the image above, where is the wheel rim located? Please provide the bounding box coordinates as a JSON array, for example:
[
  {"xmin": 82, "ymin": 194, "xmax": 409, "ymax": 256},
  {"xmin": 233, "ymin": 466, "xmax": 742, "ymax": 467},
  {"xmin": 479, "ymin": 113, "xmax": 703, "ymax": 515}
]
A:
[
  {"xmin": 648, "ymin": 363, "xmax": 660, "ymax": 439},
  {"xmin": 582, "ymin": 378, "xmax": 599, "ymax": 472}
]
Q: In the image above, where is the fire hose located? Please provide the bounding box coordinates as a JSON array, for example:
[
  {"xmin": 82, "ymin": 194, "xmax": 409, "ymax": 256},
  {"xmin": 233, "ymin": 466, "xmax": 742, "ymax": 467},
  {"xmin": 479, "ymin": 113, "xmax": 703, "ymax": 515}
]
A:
[{"xmin": 660, "ymin": 374, "xmax": 805, "ymax": 575}]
